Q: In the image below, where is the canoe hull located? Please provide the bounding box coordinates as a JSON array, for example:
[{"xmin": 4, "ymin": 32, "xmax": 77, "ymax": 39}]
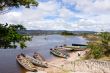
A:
[
  {"xmin": 16, "ymin": 55, "xmax": 37, "ymax": 72},
  {"xmin": 26, "ymin": 55, "xmax": 48, "ymax": 68},
  {"xmin": 50, "ymin": 50, "xmax": 68, "ymax": 58},
  {"xmin": 33, "ymin": 52, "xmax": 46, "ymax": 62}
]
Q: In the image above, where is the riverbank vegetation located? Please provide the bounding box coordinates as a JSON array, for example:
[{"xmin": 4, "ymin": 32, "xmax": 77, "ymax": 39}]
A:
[
  {"xmin": 82, "ymin": 33, "xmax": 98, "ymax": 41},
  {"xmin": 85, "ymin": 32, "xmax": 110, "ymax": 59},
  {"xmin": 0, "ymin": 23, "xmax": 32, "ymax": 49}
]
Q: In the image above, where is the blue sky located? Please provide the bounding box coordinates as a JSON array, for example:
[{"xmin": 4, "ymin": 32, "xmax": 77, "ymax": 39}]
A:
[{"xmin": 0, "ymin": 0, "xmax": 110, "ymax": 31}]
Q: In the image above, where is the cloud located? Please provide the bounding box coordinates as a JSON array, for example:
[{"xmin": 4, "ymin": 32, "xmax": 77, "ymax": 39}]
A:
[
  {"xmin": 0, "ymin": 0, "xmax": 110, "ymax": 31},
  {"xmin": 63, "ymin": 0, "xmax": 110, "ymax": 14},
  {"xmin": 0, "ymin": 0, "xmax": 59, "ymax": 24}
]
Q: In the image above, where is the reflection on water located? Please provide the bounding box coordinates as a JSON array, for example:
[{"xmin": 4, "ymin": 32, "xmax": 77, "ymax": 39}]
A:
[{"xmin": 0, "ymin": 35, "xmax": 87, "ymax": 73}]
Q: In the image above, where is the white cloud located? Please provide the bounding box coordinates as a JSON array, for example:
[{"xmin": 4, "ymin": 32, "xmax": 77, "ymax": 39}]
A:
[
  {"xmin": 59, "ymin": 7, "xmax": 75, "ymax": 19},
  {"xmin": 0, "ymin": 0, "xmax": 110, "ymax": 31},
  {"xmin": 22, "ymin": 20, "xmax": 65, "ymax": 30},
  {"xmin": 63, "ymin": 0, "xmax": 110, "ymax": 14}
]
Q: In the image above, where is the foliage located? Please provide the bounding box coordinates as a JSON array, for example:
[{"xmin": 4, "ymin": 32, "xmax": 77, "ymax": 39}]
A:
[
  {"xmin": 86, "ymin": 32, "xmax": 110, "ymax": 59},
  {"xmin": 0, "ymin": 0, "xmax": 37, "ymax": 48},
  {"xmin": 0, "ymin": 0, "xmax": 38, "ymax": 10},
  {"xmin": 19, "ymin": 41, "xmax": 26, "ymax": 49},
  {"xmin": 61, "ymin": 31, "xmax": 75, "ymax": 36},
  {"xmin": 99, "ymin": 32, "xmax": 110, "ymax": 51},
  {"xmin": 0, "ymin": 23, "xmax": 32, "ymax": 49},
  {"xmin": 82, "ymin": 34, "xmax": 98, "ymax": 41},
  {"xmin": 87, "ymin": 43, "xmax": 103, "ymax": 59}
]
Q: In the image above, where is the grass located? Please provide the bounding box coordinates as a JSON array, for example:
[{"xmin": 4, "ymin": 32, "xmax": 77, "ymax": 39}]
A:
[{"xmin": 98, "ymin": 56, "xmax": 110, "ymax": 61}]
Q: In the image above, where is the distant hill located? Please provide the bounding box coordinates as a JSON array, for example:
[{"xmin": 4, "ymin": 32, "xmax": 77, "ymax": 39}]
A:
[
  {"xmin": 70, "ymin": 31, "xmax": 97, "ymax": 34},
  {"xmin": 18, "ymin": 30, "xmax": 97, "ymax": 35}
]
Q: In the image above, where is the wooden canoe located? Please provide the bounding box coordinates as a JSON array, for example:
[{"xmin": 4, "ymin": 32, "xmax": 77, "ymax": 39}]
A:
[
  {"xmin": 26, "ymin": 55, "xmax": 48, "ymax": 68},
  {"xmin": 65, "ymin": 46, "xmax": 87, "ymax": 51},
  {"xmin": 33, "ymin": 52, "xmax": 46, "ymax": 62},
  {"xmin": 16, "ymin": 54, "xmax": 37, "ymax": 72},
  {"xmin": 50, "ymin": 49, "xmax": 69, "ymax": 58}
]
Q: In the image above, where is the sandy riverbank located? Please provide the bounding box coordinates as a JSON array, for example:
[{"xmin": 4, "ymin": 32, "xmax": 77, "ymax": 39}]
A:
[
  {"xmin": 36, "ymin": 49, "xmax": 110, "ymax": 73},
  {"xmin": 43, "ymin": 50, "xmax": 86, "ymax": 73}
]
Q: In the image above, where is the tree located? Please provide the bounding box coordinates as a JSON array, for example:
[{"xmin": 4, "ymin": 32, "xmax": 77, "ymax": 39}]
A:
[
  {"xmin": 0, "ymin": 0, "xmax": 38, "ymax": 10},
  {"xmin": 0, "ymin": 0, "xmax": 38, "ymax": 14},
  {"xmin": 9, "ymin": 24, "xmax": 26, "ymax": 30},
  {"xmin": 0, "ymin": 23, "xmax": 32, "ymax": 49},
  {"xmin": 0, "ymin": 0, "xmax": 38, "ymax": 49}
]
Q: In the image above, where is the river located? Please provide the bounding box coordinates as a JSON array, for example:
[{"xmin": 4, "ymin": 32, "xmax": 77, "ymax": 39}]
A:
[{"xmin": 0, "ymin": 35, "xmax": 87, "ymax": 73}]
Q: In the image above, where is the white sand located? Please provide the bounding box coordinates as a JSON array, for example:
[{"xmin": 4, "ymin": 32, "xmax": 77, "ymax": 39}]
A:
[
  {"xmin": 36, "ymin": 50, "xmax": 110, "ymax": 73},
  {"xmin": 43, "ymin": 51, "xmax": 86, "ymax": 73}
]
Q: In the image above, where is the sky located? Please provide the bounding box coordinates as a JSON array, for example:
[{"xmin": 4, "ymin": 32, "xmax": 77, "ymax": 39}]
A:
[{"xmin": 0, "ymin": 0, "xmax": 110, "ymax": 31}]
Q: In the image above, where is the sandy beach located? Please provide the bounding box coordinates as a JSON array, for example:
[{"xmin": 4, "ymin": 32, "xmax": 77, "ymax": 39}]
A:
[
  {"xmin": 36, "ymin": 50, "xmax": 110, "ymax": 73},
  {"xmin": 43, "ymin": 50, "xmax": 87, "ymax": 73}
]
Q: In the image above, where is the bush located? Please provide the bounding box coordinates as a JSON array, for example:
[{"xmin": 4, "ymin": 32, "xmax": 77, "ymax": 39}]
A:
[{"xmin": 87, "ymin": 43, "xmax": 103, "ymax": 59}]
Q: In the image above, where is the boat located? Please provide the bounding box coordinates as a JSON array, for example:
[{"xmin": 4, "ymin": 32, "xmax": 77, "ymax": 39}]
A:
[
  {"xmin": 64, "ymin": 46, "xmax": 78, "ymax": 51},
  {"xmin": 16, "ymin": 54, "xmax": 37, "ymax": 72},
  {"xmin": 33, "ymin": 52, "xmax": 46, "ymax": 62},
  {"xmin": 72, "ymin": 43, "xmax": 87, "ymax": 46},
  {"xmin": 50, "ymin": 49, "xmax": 69, "ymax": 58},
  {"xmin": 26, "ymin": 55, "xmax": 48, "ymax": 68},
  {"xmin": 64, "ymin": 46, "xmax": 87, "ymax": 51}
]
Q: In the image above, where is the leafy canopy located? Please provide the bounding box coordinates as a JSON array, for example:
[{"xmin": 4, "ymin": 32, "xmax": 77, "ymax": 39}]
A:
[
  {"xmin": 0, "ymin": 0, "xmax": 38, "ymax": 10},
  {"xmin": 0, "ymin": 0, "xmax": 38, "ymax": 49},
  {"xmin": 0, "ymin": 23, "xmax": 32, "ymax": 49}
]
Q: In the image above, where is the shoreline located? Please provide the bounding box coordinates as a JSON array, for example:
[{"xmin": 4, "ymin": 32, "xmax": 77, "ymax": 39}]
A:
[
  {"xmin": 39, "ymin": 50, "xmax": 110, "ymax": 73},
  {"xmin": 43, "ymin": 50, "xmax": 87, "ymax": 73}
]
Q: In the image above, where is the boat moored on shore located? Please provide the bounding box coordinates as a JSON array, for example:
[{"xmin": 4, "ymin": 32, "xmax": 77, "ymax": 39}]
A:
[
  {"xmin": 33, "ymin": 52, "xmax": 46, "ymax": 62},
  {"xmin": 26, "ymin": 55, "xmax": 48, "ymax": 68},
  {"xmin": 50, "ymin": 48, "xmax": 69, "ymax": 58},
  {"xmin": 16, "ymin": 54, "xmax": 37, "ymax": 72}
]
